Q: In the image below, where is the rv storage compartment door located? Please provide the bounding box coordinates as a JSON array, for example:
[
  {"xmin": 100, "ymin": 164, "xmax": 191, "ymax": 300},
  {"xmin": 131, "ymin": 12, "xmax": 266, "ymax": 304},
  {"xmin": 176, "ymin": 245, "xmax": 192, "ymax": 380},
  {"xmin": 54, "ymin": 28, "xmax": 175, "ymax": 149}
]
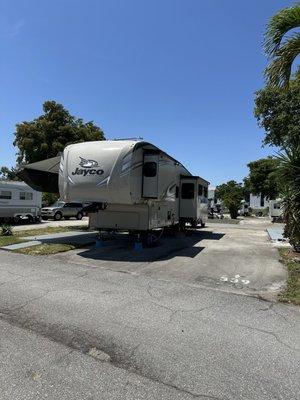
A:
[{"xmin": 142, "ymin": 153, "xmax": 159, "ymax": 198}]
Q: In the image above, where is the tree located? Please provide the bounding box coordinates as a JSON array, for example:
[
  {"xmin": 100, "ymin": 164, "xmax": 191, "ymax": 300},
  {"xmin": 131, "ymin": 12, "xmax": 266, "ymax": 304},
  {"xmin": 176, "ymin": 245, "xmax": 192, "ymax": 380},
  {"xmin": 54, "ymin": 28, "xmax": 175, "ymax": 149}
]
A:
[
  {"xmin": 0, "ymin": 166, "xmax": 20, "ymax": 181},
  {"xmin": 257, "ymin": 4, "xmax": 300, "ymax": 250},
  {"xmin": 264, "ymin": 3, "xmax": 300, "ymax": 87},
  {"xmin": 254, "ymin": 71, "xmax": 300, "ymax": 147},
  {"xmin": 42, "ymin": 192, "xmax": 59, "ymax": 207},
  {"xmin": 215, "ymin": 181, "xmax": 244, "ymax": 219},
  {"xmin": 14, "ymin": 100, "xmax": 105, "ymax": 164},
  {"xmin": 277, "ymin": 146, "xmax": 300, "ymax": 251},
  {"xmin": 246, "ymin": 157, "xmax": 280, "ymax": 200}
]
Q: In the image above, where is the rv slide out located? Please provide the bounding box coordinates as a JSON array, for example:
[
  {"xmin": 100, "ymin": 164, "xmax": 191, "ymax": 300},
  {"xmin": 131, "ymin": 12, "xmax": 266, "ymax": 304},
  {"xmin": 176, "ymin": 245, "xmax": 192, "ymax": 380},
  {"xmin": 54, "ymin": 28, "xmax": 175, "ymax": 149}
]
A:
[{"xmin": 19, "ymin": 140, "xmax": 209, "ymax": 232}]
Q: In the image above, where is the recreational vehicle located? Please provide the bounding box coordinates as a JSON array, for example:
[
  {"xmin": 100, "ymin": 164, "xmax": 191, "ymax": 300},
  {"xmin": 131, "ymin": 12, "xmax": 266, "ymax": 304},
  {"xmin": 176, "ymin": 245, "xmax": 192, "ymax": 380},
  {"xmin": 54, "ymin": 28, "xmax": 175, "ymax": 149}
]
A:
[
  {"xmin": 0, "ymin": 181, "xmax": 42, "ymax": 223},
  {"xmin": 269, "ymin": 199, "xmax": 283, "ymax": 222},
  {"xmin": 19, "ymin": 140, "xmax": 209, "ymax": 235}
]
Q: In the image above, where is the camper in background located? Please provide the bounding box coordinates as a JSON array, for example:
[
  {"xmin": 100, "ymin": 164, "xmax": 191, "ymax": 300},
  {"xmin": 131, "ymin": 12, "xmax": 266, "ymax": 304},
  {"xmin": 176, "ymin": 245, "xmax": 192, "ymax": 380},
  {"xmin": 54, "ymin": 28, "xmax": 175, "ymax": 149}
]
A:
[
  {"xmin": 0, "ymin": 181, "xmax": 42, "ymax": 223},
  {"xmin": 269, "ymin": 199, "xmax": 283, "ymax": 222}
]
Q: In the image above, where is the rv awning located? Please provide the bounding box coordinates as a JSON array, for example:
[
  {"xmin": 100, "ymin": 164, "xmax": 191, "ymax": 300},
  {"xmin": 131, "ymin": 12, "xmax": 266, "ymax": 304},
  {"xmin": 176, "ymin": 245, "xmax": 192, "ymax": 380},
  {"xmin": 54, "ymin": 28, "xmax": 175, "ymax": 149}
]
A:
[{"xmin": 17, "ymin": 156, "xmax": 60, "ymax": 193}]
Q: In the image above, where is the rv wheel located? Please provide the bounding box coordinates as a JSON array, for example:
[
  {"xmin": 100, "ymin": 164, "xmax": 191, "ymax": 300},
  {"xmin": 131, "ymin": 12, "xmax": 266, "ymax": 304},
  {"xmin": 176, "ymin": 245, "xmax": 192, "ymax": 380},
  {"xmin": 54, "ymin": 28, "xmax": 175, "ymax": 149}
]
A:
[
  {"xmin": 54, "ymin": 212, "xmax": 62, "ymax": 221},
  {"xmin": 76, "ymin": 212, "xmax": 83, "ymax": 220}
]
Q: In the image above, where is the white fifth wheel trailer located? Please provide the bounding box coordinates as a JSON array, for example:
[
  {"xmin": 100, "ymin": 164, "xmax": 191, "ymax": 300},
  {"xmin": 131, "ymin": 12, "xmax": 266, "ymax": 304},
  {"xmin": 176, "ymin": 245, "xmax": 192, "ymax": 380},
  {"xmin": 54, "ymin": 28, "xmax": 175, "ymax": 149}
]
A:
[
  {"xmin": 19, "ymin": 140, "xmax": 209, "ymax": 232},
  {"xmin": 0, "ymin": 180, "xmax": 42, "ymax": 223}
]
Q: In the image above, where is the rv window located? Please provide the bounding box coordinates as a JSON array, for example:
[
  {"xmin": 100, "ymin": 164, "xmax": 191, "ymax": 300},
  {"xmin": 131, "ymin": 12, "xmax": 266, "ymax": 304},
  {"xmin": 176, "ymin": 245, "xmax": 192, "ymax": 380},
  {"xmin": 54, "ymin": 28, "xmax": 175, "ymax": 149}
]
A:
[
  {"xmin": 203, "ymin": 187, "xmax": 208, "ymax": 198},
  {"xmin": 198, "ymin": 184, "xmax": 203, "ymax": 196},
  {"xmin": 20, "ymin": 192, "xmax": 33, "ymax": 200},
  {"xmin": 0, "ymin": 190, "xmax": 12, "ymax": 199},
  {"xmin": 143, "ymin": 162, "xmax": 157, "ymax": 177},
  {"xmin": 181, "ymin": 183, "xmax": 195, "ymax": 199}
]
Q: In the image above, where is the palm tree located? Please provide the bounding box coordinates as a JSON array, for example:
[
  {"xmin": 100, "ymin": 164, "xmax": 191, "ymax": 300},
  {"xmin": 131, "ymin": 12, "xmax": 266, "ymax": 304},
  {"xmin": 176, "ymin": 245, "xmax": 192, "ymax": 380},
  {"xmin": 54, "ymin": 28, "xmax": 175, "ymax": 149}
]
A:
[
  {"xmin": 264, "ymin": 3, "xmax": 300, "ymax": 86},
  {"xmin": 277, "ymin": 146, "xmax": 300, "ymax": 251}
]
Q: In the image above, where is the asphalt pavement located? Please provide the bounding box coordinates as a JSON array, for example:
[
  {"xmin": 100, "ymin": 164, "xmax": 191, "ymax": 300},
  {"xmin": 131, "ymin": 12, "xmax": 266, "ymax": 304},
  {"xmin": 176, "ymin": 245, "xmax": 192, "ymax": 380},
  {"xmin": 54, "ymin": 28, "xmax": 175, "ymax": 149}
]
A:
[{"xmin": 0, "ymin": 249, "xmax": 299, "ymax": 400}]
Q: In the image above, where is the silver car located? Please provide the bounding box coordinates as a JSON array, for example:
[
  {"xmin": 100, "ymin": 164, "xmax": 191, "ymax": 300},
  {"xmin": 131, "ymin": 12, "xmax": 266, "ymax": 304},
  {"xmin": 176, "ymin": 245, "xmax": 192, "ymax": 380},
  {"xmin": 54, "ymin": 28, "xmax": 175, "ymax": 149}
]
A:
[{"xmin": 41, "ymin": 201, "xmax": 84, "ymax": 221}]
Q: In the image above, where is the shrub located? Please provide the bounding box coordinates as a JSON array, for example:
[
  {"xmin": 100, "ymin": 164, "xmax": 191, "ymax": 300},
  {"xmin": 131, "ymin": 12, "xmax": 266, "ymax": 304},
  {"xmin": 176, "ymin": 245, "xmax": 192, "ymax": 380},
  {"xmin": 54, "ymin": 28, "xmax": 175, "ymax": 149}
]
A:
[{"xmin": 1, "ymin": 224, "xmax": 13, "ymax": 236}]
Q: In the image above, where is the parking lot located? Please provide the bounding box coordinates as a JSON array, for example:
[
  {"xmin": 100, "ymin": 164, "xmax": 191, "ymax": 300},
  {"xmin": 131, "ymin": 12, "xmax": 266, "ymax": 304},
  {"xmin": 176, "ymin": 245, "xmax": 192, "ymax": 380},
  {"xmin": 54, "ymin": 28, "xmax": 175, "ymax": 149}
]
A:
[{"xmin": 0, "ymin": 217, "xmax": 299, "ymax": 399}]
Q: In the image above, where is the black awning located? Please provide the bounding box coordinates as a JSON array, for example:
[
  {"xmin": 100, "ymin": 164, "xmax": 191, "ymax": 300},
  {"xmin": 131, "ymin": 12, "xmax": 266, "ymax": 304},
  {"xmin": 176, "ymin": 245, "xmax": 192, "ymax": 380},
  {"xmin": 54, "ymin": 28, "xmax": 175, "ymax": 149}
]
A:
[
  {"xmin": 18, "ymin": 169, "xmax": 59, "ymax": 193},
  {"xmin": 17, "ymin": 156, "xmax": 60, "ymax": 193}
]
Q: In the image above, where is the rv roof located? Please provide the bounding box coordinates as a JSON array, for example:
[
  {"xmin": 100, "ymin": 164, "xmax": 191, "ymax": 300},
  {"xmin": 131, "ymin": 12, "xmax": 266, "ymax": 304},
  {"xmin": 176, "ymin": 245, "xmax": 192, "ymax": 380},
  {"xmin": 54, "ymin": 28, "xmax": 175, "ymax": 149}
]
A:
[{"xmin": 0, "ymin": 180, "xmax": 34, "ymax": 189}]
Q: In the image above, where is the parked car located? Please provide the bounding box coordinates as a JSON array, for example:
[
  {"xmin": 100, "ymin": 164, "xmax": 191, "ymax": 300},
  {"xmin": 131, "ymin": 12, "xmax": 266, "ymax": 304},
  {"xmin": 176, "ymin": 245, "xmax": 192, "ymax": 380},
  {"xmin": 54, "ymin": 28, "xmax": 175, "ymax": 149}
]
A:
[{"xmin": 41, "ymin": 201, "xmax": 84, "ymax": 221}]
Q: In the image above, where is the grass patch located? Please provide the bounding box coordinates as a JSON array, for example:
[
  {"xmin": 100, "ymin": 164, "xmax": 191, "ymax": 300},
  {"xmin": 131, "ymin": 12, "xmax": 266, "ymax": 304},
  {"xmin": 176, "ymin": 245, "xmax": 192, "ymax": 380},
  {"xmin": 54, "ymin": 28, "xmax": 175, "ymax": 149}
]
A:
[
  {"xmin": 0, "ymin": 225, "xmax": 89, "ymax": 250},
  {"xmin": 0, "ymin": 236, "xmax": 23, "ymax": 247},
  {"xmin": 16, "ymin": 225, "xmax": 89, "ymax": 238},
  {"xmin": 0, "ymin": 225, "xmax": 91, "ymax": 254},
  {"xmin": 15, "ymin": 243, "xmax": 76, "ymax": 256},
  {"xmin": 278, "ymin": 248, "xmax": 300, "ymax": 305}
]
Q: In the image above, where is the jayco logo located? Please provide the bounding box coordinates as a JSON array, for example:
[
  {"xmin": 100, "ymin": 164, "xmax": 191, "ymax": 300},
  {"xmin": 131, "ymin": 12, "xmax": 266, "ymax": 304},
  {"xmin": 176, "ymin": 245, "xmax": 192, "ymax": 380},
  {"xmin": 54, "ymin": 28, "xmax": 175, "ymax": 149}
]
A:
[{"xmin": 71, "ymin": 157, "xmax": 104, "ymax": 176}]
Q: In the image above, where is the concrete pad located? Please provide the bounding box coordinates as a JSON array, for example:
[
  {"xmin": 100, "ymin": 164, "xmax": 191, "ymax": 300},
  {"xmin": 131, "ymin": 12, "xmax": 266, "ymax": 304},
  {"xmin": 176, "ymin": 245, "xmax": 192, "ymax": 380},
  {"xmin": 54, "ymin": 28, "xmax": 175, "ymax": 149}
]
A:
[
  {"xmin": 21, "ymin": 230, "xmax": 97, "ymax": 241},
  {"xmin": 1, "ymin": 231, "xmax": 98, "ymax": 252},
  {"xmin": 267, "ymin": 227, "xmax": 286, "ymax": 242},
  {"xmin": 1, "ymin": 240, "xmax": 42, "ymax": 251},
  {"xmin": 52, "ymin": 220, "xmax": 287, "ymax": 298}
]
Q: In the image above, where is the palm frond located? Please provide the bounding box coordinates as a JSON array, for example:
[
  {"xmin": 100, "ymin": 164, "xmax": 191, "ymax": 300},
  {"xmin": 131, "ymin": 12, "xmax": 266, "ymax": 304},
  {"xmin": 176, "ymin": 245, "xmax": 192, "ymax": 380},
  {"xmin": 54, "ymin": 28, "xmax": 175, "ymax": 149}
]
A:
[
  {"xmin": 264, "ymin": 3, "xmax": 300, "ymax": 56},
  {"xmin": 264, "ymin": 33, "xmax": 300, "ymax": 86}
]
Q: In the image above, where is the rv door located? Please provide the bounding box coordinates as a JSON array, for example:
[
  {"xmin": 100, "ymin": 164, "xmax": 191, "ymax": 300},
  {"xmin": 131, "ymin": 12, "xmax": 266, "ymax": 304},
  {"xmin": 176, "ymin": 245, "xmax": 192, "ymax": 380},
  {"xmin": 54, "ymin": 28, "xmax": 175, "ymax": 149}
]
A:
[{"xmin": 142, "ymin": 153, "xmax": 159, "ymax": 198}]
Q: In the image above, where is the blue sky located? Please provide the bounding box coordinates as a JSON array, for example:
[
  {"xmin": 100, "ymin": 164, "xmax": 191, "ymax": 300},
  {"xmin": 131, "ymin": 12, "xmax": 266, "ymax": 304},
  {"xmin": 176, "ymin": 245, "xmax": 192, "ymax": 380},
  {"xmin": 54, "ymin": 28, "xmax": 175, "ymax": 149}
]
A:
[{"xmin": 0, "ymin": 0, "xmax": 292, "ymax": 185}]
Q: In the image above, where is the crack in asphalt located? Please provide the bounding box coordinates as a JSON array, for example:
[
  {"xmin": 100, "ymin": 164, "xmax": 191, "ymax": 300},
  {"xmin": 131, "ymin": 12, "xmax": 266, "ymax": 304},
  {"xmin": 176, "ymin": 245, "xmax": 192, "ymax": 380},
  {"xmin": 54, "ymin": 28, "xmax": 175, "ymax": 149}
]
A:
[
  {"xmin": 0, "ymin": 312, "xmax": 225, "ymax": 400},
  {"xmin": 146, "ymin": 283, "xmax": 224, "ymax": 323},
  {"xmin": 257, "ymin": 298, "xmax": 295, "ymax": 326},
  {"xmin": 0, "ymin": 289, "xmax": 50, "ymax": 314},
  {"xmin": 0, "ymin": 276, "xmax": 23, "ymax": 286},
  {"xmin": 238, "ymin": 324, "xmax": 300, "ymax": 352}
]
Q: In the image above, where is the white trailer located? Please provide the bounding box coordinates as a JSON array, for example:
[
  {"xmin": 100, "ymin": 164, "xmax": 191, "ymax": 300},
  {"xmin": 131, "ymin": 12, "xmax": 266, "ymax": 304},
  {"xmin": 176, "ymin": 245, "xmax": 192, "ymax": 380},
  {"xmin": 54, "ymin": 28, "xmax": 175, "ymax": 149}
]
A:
[
  {"xmin": 269, "ymin": 199, "xmax": 283, "ymax": 222},
  {"xmin": 0, "ymin": 181, "xmax": 42, "ymax": 223},
  {"xmin": 19, "ymin": 140, "xmax": 209, "ymax": 233}
]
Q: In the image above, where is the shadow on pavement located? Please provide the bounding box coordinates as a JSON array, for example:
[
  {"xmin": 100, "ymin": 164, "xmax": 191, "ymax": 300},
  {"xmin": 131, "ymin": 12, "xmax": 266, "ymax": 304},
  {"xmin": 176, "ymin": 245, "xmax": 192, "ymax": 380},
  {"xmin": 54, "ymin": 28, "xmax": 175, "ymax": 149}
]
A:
[{"xmin": 76, "ymin": 230, "xmax": 225, "ymax": 263}]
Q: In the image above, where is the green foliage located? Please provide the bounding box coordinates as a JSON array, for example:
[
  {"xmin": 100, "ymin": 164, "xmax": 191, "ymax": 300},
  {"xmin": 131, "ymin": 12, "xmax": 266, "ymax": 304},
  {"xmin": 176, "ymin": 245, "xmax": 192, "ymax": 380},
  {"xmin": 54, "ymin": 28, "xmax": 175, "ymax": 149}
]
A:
[
  {"xmin": 215, "ymin": 181, "xmax": 244, "ymax": 219},
  {"xmin": 1, "ymin": 224, "xmax": 13, "ymax": 236},
  {"xmin": 42, "ymin": 192, "xmax": 59, "ymax": 206},
  {"xmin": 277, "ymin": 146, "xmax": 300, "ymax": 251},
  {"xmin": 14, "ymin": 100, "xmax": 105, "ymax": 164},
  {"xmin": 254, "ymin": 72, "xmax": 300, "ymax": 147},
  {"xmin": 278, "ymin": 249, "xmax": 300, "ymax": 305},
  {"xmin": 264, "ymin": 3, "xmax": 300, "ymax": 86},
  {"xmin": 246, "ymin": 157, "xmax": 280, "ymax": 199},
  {"xmin": 0, "ymin": 166, "xmax": 20, "ymax": 181}
]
